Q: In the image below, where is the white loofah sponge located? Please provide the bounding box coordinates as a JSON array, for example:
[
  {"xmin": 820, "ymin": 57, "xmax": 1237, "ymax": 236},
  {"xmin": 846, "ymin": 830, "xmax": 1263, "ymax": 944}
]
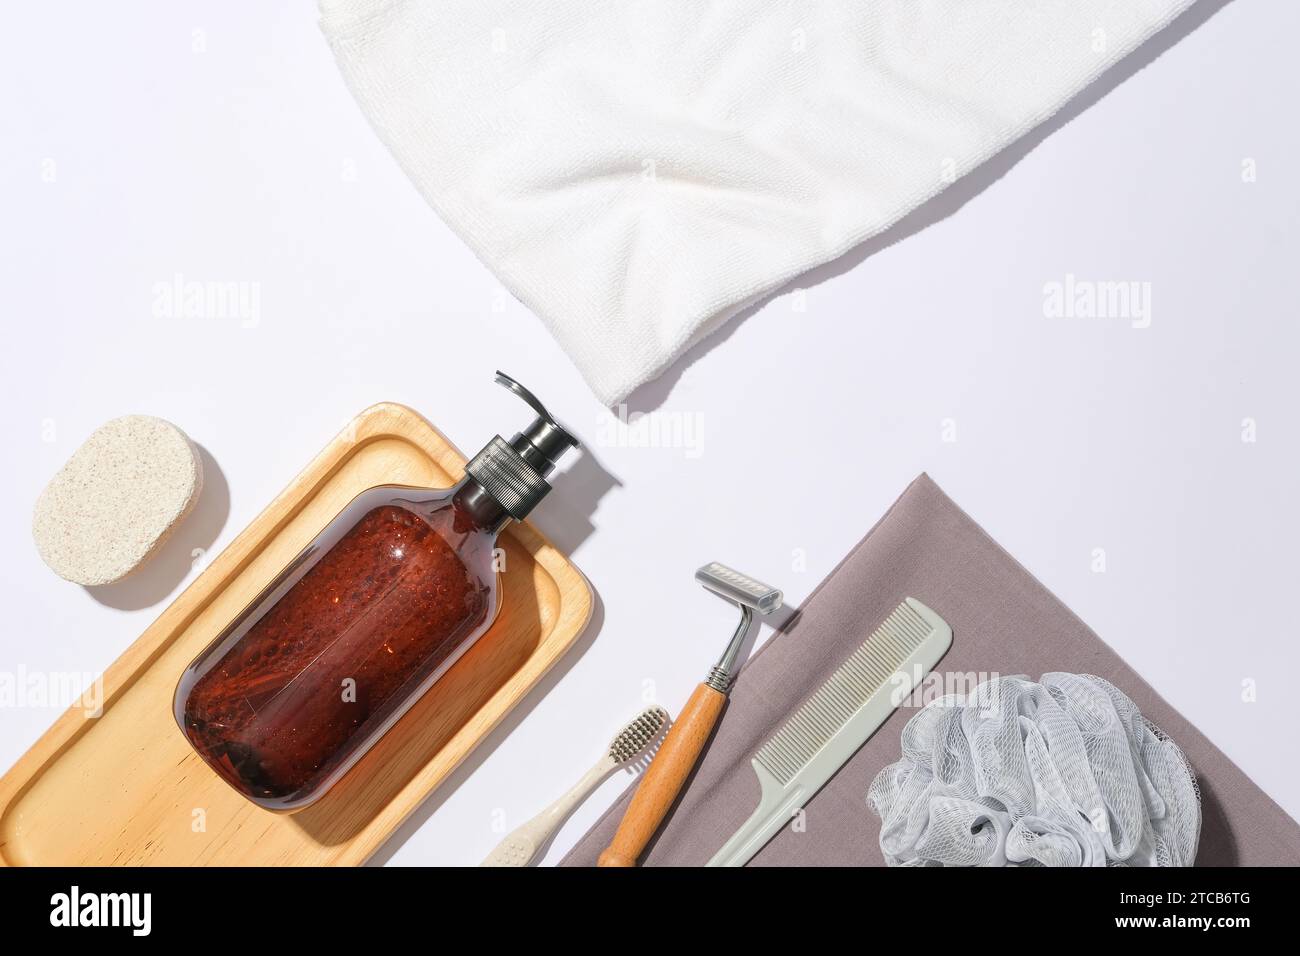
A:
[
  {"xmin": 33, "ymin": 416, "xmax": 204, "ymax": 586},
  {"xmin": 868, "ymin": 673, "xmax": 1201, "ymax": 867}
]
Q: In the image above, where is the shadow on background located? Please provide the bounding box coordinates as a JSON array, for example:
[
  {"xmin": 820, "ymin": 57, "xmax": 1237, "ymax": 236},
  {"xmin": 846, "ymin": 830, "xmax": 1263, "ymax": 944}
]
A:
[
  {"xmin": 528, "ymin": 446, "xmax": 621, "ymax": 556},
  {"xmin": 1194, "ymin": 776, "xmax": 1238, "ymax": 866},
  {"xmin": 623, "ymin": 0, "xmax": 1233, "ymax": 414},
  {"xmin": 361, "ymin": 588, "xmax": 607, "ymax": 865}
]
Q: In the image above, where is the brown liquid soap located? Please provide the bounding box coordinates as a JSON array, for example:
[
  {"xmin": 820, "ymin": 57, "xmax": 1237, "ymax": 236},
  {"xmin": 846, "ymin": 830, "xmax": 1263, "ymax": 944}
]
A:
[{"xmin": 174, "ymin": 374, "xmax": 577, "ymax": 811}]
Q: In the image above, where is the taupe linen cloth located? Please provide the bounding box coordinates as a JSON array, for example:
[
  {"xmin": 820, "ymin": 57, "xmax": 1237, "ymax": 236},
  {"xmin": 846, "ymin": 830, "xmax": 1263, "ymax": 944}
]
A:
[{"xmin": 561, "ymin": 474, "xmax": 1300, "ymax": 866}]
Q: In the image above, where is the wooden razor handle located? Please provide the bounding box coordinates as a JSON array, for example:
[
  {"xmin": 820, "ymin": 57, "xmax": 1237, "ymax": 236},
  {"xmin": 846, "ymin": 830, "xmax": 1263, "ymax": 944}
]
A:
[{"xmin": 597, "ymin": 682, "xmax": 726, "ymax": 867}]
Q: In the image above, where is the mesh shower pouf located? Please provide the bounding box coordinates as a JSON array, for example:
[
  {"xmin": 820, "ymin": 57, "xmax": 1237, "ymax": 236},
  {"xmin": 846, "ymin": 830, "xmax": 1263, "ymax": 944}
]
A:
[{"xmin": 868, "ymin": 673, "xmax": 1200, "ymax": 867}]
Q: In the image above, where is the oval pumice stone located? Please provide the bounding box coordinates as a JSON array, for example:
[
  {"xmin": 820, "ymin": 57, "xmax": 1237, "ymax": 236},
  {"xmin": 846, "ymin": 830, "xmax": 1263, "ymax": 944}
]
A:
[{"xmin": 33, "ymin": 416, "xmax": 203, "ymax": 586}]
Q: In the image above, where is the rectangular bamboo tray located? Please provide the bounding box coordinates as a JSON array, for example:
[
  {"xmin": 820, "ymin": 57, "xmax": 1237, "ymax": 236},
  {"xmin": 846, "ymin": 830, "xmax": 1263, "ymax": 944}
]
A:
[{"xmin": 0, "ymin": 402, "xmax": 592, "ymax": 865}]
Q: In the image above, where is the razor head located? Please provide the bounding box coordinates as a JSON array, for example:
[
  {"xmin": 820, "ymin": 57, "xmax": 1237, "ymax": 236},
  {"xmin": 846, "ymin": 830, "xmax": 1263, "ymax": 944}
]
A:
[{"xmin": 696, "ymin": 562, "xmax": 783, "ymax": 615}]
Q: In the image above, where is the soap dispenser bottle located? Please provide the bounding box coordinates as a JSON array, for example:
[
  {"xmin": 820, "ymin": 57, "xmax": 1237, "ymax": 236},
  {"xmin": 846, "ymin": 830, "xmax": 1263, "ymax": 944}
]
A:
[{"xmin": 174, "ymin": 372, "xmax": 578, "ymax": 811}]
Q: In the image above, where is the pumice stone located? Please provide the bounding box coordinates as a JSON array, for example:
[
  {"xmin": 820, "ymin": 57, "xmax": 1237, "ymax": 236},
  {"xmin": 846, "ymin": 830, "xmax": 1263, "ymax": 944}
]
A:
[{"xmin": 33, "ymin": 415, "xmax": 203, "ymax": 586}]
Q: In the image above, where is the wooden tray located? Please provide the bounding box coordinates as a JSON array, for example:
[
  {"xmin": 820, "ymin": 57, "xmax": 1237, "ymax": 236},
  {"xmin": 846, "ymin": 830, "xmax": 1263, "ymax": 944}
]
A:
[{"xmin": 0, "ymin": 403, "xmax": 592, "ymax": 865}]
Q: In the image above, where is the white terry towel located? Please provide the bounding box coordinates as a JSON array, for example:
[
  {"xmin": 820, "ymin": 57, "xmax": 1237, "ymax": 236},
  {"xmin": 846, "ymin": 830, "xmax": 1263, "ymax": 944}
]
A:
[{"xmin": 319, "ymin": 0, "xmax": 1194, "ymax": 404}]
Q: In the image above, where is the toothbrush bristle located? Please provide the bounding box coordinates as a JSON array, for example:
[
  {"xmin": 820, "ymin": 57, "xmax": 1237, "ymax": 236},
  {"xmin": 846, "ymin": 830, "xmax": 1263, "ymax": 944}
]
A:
[
  {"xmin": 608, "ymin": 706, "xmax": 669, "ymax": 764},
  {"xmin": 755, "ymin": 599, "xmax": 940, "ymax": 786}
]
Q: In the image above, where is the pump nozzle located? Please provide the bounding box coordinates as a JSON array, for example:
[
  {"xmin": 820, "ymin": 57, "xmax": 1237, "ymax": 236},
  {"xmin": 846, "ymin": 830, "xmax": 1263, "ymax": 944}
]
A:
[
  {"xmin": 493, "ymin": 371, "xmax": 578, "ymax": 477},
  {"xmin": 463, "ymin": 372, "xmax": 579, "ymax": 523}
]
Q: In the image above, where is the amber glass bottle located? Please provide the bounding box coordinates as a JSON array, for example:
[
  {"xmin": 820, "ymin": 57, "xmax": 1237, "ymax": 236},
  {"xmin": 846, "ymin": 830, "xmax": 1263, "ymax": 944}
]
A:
[{"xmin": 174, "ymin": 374, "xmax": 577, "ymax": 811}]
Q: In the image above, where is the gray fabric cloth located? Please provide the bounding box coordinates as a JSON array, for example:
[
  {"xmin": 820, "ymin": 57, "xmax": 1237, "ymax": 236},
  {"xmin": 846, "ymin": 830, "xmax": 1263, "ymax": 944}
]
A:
[{"xmin": 560, "ymin": 474, "xmax": 1300, "ymax": 866}]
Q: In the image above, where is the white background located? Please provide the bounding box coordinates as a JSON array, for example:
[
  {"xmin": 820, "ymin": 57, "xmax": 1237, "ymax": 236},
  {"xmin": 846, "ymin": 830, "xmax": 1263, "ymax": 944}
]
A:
[{"xmin": 2, "ymin": 1, "xmax": 1296, "ymax": 865}]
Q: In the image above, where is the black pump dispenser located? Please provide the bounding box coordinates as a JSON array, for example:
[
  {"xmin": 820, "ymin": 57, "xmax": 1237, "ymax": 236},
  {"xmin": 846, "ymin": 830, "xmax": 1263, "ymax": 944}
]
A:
[{"xmin": 463, "ymin": 372, "xmax": 579, "ymax": 522}]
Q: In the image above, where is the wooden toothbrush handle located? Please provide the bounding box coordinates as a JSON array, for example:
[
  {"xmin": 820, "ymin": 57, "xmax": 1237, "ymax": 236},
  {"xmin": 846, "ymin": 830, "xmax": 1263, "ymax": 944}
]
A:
[{"xmin": 597, "ymin": 682, "xmax": 726, "ymax": 867}]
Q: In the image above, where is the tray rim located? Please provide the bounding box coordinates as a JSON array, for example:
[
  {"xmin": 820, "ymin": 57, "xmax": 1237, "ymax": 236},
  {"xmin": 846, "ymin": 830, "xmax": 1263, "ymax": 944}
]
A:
[{"xmin": 0, "ymin": 401, "xmax": 593, "ymax": 866}]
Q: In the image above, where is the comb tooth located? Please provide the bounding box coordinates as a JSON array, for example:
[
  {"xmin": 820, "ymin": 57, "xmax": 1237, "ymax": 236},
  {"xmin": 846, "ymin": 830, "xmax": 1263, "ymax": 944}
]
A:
[
  {"xmin": 846, "ymin": 652, "xmax": 878, "ymax": 690},
  {"xmin": 785, "ymin": 710, "xmax": 823, "ymax": 754},
  {"xmin": 901, "ymin": 605, "xmax": 931, "ymax": 641},
  {"xmin": 761, "ymin": 746, "xmax": 792, "ymax": 781},
  {"xmin": 753, "ymin": 600, "xmax": 946, "ymax": 786},
  {"xmin": 756, "ymin": 746, "xmax": 782, "ymax": 779},
  {"xmin": 892, "ymin": 621, "xmax": 922, "ymax": 650},
  {"xmin": 844, "ymin": 654, "xmax": 877, "ymax": 691},
  {"xmin": 803, "ymin": 698, "xmax": 838, "ymax": 741},
  {"xmin": 770, "ymin": 730, "xmax": 805, "ymax": 769},
  {"xmin": 759, "ymin": 728, "xmax": 800, "ymax": 775},
  {"xmin": 763, "ymin": 723, "xmax": 810, "ymax": 779},
  {"xmin": 880, "ymin": 616, "xmax": 912, "ymax": 652}
]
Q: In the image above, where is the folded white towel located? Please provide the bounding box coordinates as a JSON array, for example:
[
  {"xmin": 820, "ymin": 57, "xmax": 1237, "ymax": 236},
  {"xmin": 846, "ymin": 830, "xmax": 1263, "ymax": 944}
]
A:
[{"xmin": 320, "ymin": 0, "xmax": 1193, "ymax": 404}]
